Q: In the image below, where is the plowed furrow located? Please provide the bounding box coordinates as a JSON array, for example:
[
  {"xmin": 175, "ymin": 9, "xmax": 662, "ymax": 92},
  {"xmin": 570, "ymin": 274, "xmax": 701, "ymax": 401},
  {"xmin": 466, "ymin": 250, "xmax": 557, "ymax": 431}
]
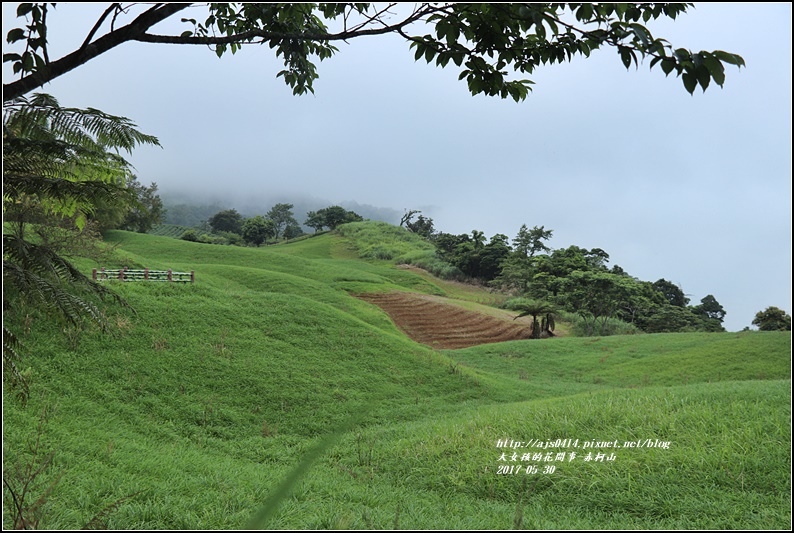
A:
[{"xmin": 356, "ymin": 292, "xmax": 532, "ymax": 349}]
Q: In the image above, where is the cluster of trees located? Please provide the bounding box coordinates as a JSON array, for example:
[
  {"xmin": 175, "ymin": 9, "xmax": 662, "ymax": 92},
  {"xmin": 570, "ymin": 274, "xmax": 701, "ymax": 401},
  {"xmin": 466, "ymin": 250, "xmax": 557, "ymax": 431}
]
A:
[
  {"xmin": 403, "ymin": 213, "xmax": 731, "ymax": 335},
  {"xmin": 191, "ymin": 204, "xmax": 363, "ymax": 246},
  {"xmin": 92, "ymin": 175, "xmax": 165, "ymax": 233},
  {"xmin": 196, "ymin": 204, "xmax": 302, "ymax": 246},
  {"xmin": 751, "ymin": 307, "xmax": 792, "ymax": 331},
  {"xmin": 305, "ymin": 206, "xmax": 363, "ymax": 232}
]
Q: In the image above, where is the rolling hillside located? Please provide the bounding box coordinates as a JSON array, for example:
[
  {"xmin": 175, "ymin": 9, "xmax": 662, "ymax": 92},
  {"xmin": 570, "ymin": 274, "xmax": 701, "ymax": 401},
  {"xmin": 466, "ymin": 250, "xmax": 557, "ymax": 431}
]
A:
[{"xmin": 2, "ymin": 224, "xmax": 790, "ymax": 529}]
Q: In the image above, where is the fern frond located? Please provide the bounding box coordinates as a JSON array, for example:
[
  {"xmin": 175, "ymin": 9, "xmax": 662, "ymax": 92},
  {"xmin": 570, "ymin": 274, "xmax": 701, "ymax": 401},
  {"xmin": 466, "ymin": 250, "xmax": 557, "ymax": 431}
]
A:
[
  {"xmin": 3, "ymin": 235, "xmax": 126, "ymax": 307},
  {"xmin": 2, "ymin": 325, "xmax": 29, "ymax": 402},
  {"xmin": 4, "ymin": 93, "xmax": 161, "ymax": 154},
  {"xmin": 4, "ymin": 175, "xmax": 130, "ymax": 213},
  {"xmin": 4, "ymin": 259, "xmax": 108, "ymax": 331}
]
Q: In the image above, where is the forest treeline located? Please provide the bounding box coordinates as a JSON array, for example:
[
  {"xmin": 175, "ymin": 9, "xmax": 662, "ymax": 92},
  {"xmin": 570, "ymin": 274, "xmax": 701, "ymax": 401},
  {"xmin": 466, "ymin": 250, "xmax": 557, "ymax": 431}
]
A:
[{"xmin": 398, "ymin": 212, "xmax": 728, "ymax": 335}]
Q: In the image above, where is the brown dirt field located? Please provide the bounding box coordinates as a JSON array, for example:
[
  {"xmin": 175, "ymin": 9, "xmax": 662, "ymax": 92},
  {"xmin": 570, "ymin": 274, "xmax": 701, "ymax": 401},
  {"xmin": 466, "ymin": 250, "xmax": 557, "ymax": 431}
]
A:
[{"xmin": 356, "ymin": 292, "xmax": 533, "ymax": 349}]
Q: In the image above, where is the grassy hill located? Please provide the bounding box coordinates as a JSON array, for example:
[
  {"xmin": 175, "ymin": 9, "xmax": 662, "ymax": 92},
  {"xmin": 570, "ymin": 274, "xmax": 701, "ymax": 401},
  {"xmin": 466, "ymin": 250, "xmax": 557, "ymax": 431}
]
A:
[{"xmin": 3, "ymin": 224, "xmax": 790, "ymax": 529}]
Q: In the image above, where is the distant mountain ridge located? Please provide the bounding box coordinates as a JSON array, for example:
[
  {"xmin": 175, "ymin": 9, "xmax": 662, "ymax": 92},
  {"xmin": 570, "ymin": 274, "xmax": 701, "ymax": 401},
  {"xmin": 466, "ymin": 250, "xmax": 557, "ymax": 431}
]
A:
[{"xmin": 160, "ymin": 190, "xmax": 402, "ymax": 229}]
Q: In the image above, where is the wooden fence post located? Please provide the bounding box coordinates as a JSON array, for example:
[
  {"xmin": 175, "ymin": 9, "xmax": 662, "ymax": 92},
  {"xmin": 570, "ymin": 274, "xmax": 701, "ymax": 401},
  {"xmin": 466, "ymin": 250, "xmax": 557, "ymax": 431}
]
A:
[
  {"xmin": 190, "ymin": 271, "xmax": 195, "ymax": 283},
  {"xmin": 92, "ymin": 268, "xmax": 97, "ymax": 281},
  {"xmin": 167, "ymin": 269, "xmax": 172, "ymax": 282}
]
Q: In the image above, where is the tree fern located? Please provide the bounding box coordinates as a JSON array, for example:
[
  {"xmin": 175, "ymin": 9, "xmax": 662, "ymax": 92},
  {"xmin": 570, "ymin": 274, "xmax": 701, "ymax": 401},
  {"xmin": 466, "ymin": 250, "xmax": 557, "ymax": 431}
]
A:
[
  {"xmin": 507, "ymin": 298, "xmax": 558, "ymax": 339},
  {"xmin": 3, "ymin": 93, "xmax": 158, "ymax": 395}
]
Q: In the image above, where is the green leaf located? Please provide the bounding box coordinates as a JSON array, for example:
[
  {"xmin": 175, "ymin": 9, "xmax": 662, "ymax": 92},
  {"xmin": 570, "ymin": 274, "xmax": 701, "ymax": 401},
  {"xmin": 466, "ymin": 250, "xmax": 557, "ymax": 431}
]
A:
[
  {"xmin": 6, "ymin": 28, "xmax": 26, "ymax": 43},
  {"xmin": 692, "ymin": 52, "xmax": 703, "ymax": 68},
  {"xmin": 619, "ymin": 47, "xmax": 632, "ymax": 69},
  {"xmin": 414, "ymin": 43, "xmax": 424, "ymax": 61},
  {"xmin": 682, "ymin": 72, "xmax": 697, "ymax": 95},
  {"xmin": 703, "ymin": 55, "xmax": 725, "ymax": 87},
  {"xmin": 180, "ymin": 30, "xmax": 193, "ymax": 38},
  {"xmin": 714, "ymin": 50, "xmax": 745, "ymax": 67},
  {"xmin": 21, "ymin": 52, "xmax": 33, "ymax": 72},
  {"xmin": 629, "ymin": 23, "xmax": 651, "ymax": 45},
  {"xmin": 435, "ymin": 18, "xmax": 448, "ymax": 41},
  {"xmin": 661, "ymin": 58, "xmax": 676, "ymax": 76},
  {"xmin": 577, "ymin": 3, "xmax": 594, "ymax": 21},
  {"xmin": 696, "ymin": 65, "xmax": 710, "ymax": 92},
  {"xmin": 16, "ymin": 3, "xmax": 33, "ymax": 17},
  {"xmin": 469, "ymin": 76, "xmax": 483, "ymax": 95},
  {"xmin": 448, "ymin": 24, "xmax": 460, "ymax": 44}
]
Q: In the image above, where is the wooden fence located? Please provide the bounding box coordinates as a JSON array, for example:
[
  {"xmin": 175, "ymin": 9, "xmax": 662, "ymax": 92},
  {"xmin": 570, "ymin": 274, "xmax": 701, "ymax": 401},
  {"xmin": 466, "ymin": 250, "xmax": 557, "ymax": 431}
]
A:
[{"xmin": 92, "ymin": 268, "xmax": 194, "ymax": 283}]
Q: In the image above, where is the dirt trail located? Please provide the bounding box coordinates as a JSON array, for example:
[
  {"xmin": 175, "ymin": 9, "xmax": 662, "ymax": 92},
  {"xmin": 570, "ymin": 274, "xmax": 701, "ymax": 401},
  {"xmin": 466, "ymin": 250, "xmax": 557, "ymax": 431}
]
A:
[{"xmin": 356, "ymin": 292, "xmax": 532, "ymax": 349}]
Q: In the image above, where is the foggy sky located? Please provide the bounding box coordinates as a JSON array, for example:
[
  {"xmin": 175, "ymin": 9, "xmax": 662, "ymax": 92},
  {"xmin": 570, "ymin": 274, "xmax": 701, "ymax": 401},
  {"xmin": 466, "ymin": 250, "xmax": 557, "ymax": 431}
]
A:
[{"xmin": 3, "ymin": 3, "xmax": 791, "ymax": 332}]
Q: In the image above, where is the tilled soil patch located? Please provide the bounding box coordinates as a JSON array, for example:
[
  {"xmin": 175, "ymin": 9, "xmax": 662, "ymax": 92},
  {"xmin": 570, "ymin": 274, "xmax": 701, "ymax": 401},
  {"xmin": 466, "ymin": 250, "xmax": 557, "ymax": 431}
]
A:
[{"xmin": 356, "ymin": 292, "xmax": 532, "ymax": 349}]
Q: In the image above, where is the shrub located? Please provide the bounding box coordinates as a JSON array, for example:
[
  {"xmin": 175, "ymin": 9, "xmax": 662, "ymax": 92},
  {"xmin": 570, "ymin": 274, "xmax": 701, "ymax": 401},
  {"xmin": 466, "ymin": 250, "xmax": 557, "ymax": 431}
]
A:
[
  {"xmin": 198, "ymin": 234, "xmax": 226, "ymax": 245},
  {"xmin": 180, "ymin": 229, "xmax": 199, "ymax": 242},
  {"xmin": 217, "ymin": 231, "xmax": 244, "ymax": 246},
  {"xmin": 560, "ymin": 311, "xmax": 643, "ymax": 337}
]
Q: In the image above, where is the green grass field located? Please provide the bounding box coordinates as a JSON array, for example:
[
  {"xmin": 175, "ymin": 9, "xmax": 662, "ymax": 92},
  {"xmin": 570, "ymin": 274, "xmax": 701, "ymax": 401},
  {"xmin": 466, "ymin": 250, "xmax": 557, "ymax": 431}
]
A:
[{"xmin": 3, "ymin": 225, "xmax": 791, "ymax": 529}]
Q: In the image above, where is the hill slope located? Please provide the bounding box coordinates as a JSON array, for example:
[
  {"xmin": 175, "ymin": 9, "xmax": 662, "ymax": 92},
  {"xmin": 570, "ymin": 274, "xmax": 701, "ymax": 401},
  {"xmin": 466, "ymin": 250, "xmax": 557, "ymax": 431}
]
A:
[{"xmin": 3, "ymin": 225, "xmax": 790, "ymax": 529}]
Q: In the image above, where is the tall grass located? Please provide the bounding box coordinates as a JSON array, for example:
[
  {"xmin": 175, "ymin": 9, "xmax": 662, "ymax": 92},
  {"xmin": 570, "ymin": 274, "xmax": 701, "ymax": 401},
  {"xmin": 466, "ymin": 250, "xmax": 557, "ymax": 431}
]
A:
[
  {"xmin": 556, "ymin": 310, "xmax": 644, "ymax": 337},
  {"xmin": 335, "ymin": 221, "xmax": 465, "ymax": 280}
]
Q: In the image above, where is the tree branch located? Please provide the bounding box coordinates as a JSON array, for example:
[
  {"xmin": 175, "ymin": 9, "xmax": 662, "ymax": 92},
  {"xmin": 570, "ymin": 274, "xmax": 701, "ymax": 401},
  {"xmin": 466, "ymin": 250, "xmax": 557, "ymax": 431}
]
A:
[
  {"xmin": 3, "ymin": 3, "xmax": 190, "ymax": 102},
  {"xmin": 134, "ymin": 9, "xmax": 432, "ymax": 46},
  {"xmin": 79, "ymin": 3, "xmax": 122, "ymax": 51}
]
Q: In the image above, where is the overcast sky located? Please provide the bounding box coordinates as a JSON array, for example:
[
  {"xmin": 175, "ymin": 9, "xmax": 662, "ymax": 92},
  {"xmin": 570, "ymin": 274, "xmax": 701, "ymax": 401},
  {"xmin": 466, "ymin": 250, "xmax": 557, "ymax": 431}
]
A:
[{"xmin": 3, "ymin": 3, "xmax": 791, "ymax": 332}]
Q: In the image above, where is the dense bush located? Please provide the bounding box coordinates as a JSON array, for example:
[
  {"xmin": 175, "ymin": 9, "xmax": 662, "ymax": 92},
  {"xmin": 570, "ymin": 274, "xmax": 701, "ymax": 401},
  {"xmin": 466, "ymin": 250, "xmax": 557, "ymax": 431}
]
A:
[
  {"xmin": 560, "ymin": 310, "xmax": 643, "ymax": 337},
  {"xmin": 180, "ymin": 229, "xmax": 199, "ymax": 242}
]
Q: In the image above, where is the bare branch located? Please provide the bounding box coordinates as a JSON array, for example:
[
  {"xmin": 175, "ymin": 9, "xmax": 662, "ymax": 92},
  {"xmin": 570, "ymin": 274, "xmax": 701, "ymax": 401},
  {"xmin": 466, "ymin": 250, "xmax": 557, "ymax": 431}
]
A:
[
  {"xmin": 41, "ymin": 4, "xmax": 50, "ymax": 64},
  {"xmin": 345, "ymin": 3, "xmax": 400, "ymax": 34},
  {"xmin": 79, "ymin": 3, "xmax": 122, "ymax": 51}
]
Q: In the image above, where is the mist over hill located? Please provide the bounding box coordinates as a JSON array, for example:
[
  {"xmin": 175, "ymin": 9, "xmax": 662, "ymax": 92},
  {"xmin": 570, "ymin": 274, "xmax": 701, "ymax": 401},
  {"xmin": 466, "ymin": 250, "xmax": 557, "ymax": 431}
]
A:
[{"xmin": 160, "ymin": 189, "xmax": 403, "ymax": 229}]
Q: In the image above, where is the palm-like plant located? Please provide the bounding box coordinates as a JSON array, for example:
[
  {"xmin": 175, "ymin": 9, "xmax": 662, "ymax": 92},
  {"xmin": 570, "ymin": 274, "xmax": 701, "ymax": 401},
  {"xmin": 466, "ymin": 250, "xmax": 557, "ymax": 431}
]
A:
[
  {"xmin": 3, "ymin": 93, "xmax": 160, "ymax": 394},
  {"xmin": 506, "ymin": 298, "xmax": 557, "ymax": 339}
]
